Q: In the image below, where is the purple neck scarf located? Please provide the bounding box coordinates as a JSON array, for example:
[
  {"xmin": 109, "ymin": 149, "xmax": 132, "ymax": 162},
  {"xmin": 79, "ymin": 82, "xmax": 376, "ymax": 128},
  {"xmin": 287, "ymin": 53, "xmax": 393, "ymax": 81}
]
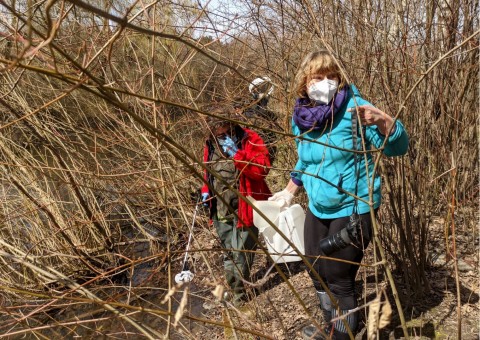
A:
[{"xmin": 293, "ymin": 86, "xmax": 349, "ymax": 131}]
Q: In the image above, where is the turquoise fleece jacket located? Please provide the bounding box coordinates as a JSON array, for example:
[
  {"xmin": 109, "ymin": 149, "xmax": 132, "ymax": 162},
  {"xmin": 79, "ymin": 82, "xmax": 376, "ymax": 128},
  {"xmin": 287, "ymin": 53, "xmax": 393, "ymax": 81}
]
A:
[{"xmin": 291, "ymin": 85, "xmax": 409, "ymax": 218}]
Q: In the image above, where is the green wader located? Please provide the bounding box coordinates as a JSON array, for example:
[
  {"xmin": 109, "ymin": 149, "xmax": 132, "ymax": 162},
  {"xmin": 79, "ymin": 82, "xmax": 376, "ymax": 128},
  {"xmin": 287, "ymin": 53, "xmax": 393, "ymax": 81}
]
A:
[{"xmin": 214, "ymin": 217, "xmax": 259, "ymax": 303}]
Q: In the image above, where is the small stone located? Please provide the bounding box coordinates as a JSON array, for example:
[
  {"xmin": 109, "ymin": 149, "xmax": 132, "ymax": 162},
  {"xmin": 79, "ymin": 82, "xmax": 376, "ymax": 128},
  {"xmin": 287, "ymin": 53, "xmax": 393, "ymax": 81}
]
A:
[
  {"xmin": 202, "ymin": 301, "xmax": 218, "ymax": 310},
  {"xmin": 432, "ymin": 254, "xmax": 447, "ymax": 266},
  {"xmin": 457, "ymin": 259, "xmax": 474, "ymax": 272}
]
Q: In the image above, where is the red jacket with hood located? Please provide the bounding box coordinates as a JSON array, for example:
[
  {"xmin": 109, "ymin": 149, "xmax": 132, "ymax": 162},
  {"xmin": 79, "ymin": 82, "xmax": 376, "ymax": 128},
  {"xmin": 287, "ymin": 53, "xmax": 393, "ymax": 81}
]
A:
[{"xmin": 201, "ymin": 127, "xmax": 271, "ymax": 228}]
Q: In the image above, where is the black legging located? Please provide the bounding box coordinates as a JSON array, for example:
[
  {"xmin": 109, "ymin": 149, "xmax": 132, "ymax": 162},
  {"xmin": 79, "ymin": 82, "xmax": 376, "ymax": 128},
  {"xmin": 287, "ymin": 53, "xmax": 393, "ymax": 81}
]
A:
[{"xmin": 304, "ymin": 208, "xmax": 374, "ymax": 310}]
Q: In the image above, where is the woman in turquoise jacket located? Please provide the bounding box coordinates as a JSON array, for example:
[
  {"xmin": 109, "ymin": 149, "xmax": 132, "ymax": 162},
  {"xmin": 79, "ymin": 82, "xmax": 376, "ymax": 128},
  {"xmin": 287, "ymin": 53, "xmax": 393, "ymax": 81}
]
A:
[{"xmin": 269, "ymin": 50, "xmax": 408, "ymax": 339}]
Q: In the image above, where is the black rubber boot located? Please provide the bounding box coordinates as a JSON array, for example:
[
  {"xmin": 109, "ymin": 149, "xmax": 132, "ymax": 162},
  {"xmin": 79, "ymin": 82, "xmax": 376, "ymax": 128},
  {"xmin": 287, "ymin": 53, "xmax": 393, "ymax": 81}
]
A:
[
  {"xmin": 318, "ymin": 291, "xmax": 332, "ymax": 324},
  {"xmin": 330, "ymin": 308, "xmax": 359, "ymax": 340},
  {"xmin": 302, "ymin": 324, "xmax": 333, "ymax": 339},
  {"xmin": 301, "ymin": 291, "xmax": 333, "ymax": 339}
]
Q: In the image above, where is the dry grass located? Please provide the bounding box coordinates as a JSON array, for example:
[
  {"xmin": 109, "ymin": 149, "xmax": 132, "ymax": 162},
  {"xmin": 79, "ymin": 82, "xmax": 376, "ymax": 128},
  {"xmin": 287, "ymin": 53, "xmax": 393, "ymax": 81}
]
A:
[{"xmin": 0, "ymin": 0, "xmax": 477, "ymax": 338}]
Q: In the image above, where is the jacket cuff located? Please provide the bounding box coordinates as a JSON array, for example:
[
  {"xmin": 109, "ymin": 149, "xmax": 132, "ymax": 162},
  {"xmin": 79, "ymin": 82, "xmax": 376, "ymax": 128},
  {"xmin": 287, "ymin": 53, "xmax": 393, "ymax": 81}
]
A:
[{"xmin": 290, "ymin": 172, "xmax": 303, "ymax": 187}]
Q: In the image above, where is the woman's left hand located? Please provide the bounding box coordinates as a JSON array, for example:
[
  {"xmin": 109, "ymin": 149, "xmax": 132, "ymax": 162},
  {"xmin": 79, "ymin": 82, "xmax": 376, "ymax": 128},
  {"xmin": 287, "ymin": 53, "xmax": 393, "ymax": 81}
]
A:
[{"xmin": 349, "ymin": 106, "xmax": 395, "ymax": 135}]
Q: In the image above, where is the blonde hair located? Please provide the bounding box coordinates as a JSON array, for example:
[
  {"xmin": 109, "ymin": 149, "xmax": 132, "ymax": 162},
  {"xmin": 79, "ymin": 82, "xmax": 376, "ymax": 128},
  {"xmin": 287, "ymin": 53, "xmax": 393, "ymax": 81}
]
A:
[{"xmin": 293, "ymin": 50, "xmax": 345, "ymax": 98}]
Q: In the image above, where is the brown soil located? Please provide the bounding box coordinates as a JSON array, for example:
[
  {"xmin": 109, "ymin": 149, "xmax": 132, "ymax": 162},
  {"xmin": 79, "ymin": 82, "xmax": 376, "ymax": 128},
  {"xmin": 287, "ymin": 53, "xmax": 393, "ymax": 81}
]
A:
[
  {"xmin": 165, "ymin": 221, "xmax": 479, "ymax": 340},
  {"xmin": 6, "ymin": 214, "xmax": 477, "ymax": 340}
]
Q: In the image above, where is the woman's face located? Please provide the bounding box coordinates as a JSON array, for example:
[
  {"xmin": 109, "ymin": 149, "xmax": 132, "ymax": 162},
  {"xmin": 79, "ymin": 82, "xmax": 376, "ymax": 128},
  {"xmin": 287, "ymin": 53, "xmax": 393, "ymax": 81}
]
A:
[
  {"xmin": 212, "ymin": 124, "xmax": 231, "ymax": 141},
  {"xmin": 307, "ymin": 72, "xmax": 340, "ymax": 88}
]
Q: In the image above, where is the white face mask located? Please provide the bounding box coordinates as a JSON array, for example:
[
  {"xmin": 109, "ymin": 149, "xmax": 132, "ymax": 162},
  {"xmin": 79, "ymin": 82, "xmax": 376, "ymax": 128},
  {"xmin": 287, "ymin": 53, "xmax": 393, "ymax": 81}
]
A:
[{"xmin": 307, "ymin": 79, "xmax": 339, "ymax": 104}]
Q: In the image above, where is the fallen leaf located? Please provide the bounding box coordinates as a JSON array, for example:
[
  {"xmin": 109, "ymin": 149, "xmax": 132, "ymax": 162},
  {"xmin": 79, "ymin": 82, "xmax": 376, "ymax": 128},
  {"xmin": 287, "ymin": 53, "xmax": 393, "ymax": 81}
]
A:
[
  {"xmin": 378, "ymin": 297, "xmax": 392, "ymax": 329},
  {"xmin": 161, "ymin": 286, "xmax": 177, "ymax": 304},
  {"xmin": 173, "ymin": 286, "xmax": 189, "ymax": 328},
  {"xmin": 367, "ymin": 294, "xmax": 381, "ymax": 339},
  {"xmin": 212, "ymin": 284, "xmax": 224, "ymax": 300}
]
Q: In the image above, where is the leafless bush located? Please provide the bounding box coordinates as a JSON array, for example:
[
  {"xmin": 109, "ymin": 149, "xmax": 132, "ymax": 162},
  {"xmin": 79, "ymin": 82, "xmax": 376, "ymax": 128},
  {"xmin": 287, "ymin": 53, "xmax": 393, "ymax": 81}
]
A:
[{"xmin": 0, "ymin": 0, "xmax": 477, "ymax": 338}]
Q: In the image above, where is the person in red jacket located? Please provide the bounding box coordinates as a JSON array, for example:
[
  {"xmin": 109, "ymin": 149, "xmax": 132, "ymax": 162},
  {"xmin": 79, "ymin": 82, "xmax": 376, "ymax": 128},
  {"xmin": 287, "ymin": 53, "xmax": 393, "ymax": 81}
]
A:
[{"xmin": 201, "ymin": 105, "xmax": 271, "ymax": 306}]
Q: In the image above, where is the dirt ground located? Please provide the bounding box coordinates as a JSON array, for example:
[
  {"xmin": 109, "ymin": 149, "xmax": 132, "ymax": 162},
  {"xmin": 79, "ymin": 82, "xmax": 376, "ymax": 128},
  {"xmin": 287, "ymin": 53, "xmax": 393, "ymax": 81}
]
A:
[
  {"xmin": 158, "ymin": 214, "xmax": 479, "ymax": 340},
  {"xmin": 6, "ymin": 214, "xmax": 477, "ymax": 340}
]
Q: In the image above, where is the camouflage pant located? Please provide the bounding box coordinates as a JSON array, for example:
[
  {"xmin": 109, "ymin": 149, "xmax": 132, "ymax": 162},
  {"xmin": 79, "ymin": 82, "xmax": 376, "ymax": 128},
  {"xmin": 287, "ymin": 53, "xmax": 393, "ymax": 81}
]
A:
[{"xmin": 213, "ymin": 218, "xmax": 259, "ymax": 300}]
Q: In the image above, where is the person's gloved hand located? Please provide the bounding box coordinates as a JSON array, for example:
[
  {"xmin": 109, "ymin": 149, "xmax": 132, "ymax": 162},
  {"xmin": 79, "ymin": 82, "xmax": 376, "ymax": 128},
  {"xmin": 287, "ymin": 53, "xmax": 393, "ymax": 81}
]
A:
[
  {"xmin": 218, "ymin": 136, "xmax": 238, "ymax": 158},
  {"xmin": 201, "ymin": 193, "xmax": 210, "ymax": 207},
  {"xmin": 268, "ymin": 188, "xmax": 294, "ymax": 209}
]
